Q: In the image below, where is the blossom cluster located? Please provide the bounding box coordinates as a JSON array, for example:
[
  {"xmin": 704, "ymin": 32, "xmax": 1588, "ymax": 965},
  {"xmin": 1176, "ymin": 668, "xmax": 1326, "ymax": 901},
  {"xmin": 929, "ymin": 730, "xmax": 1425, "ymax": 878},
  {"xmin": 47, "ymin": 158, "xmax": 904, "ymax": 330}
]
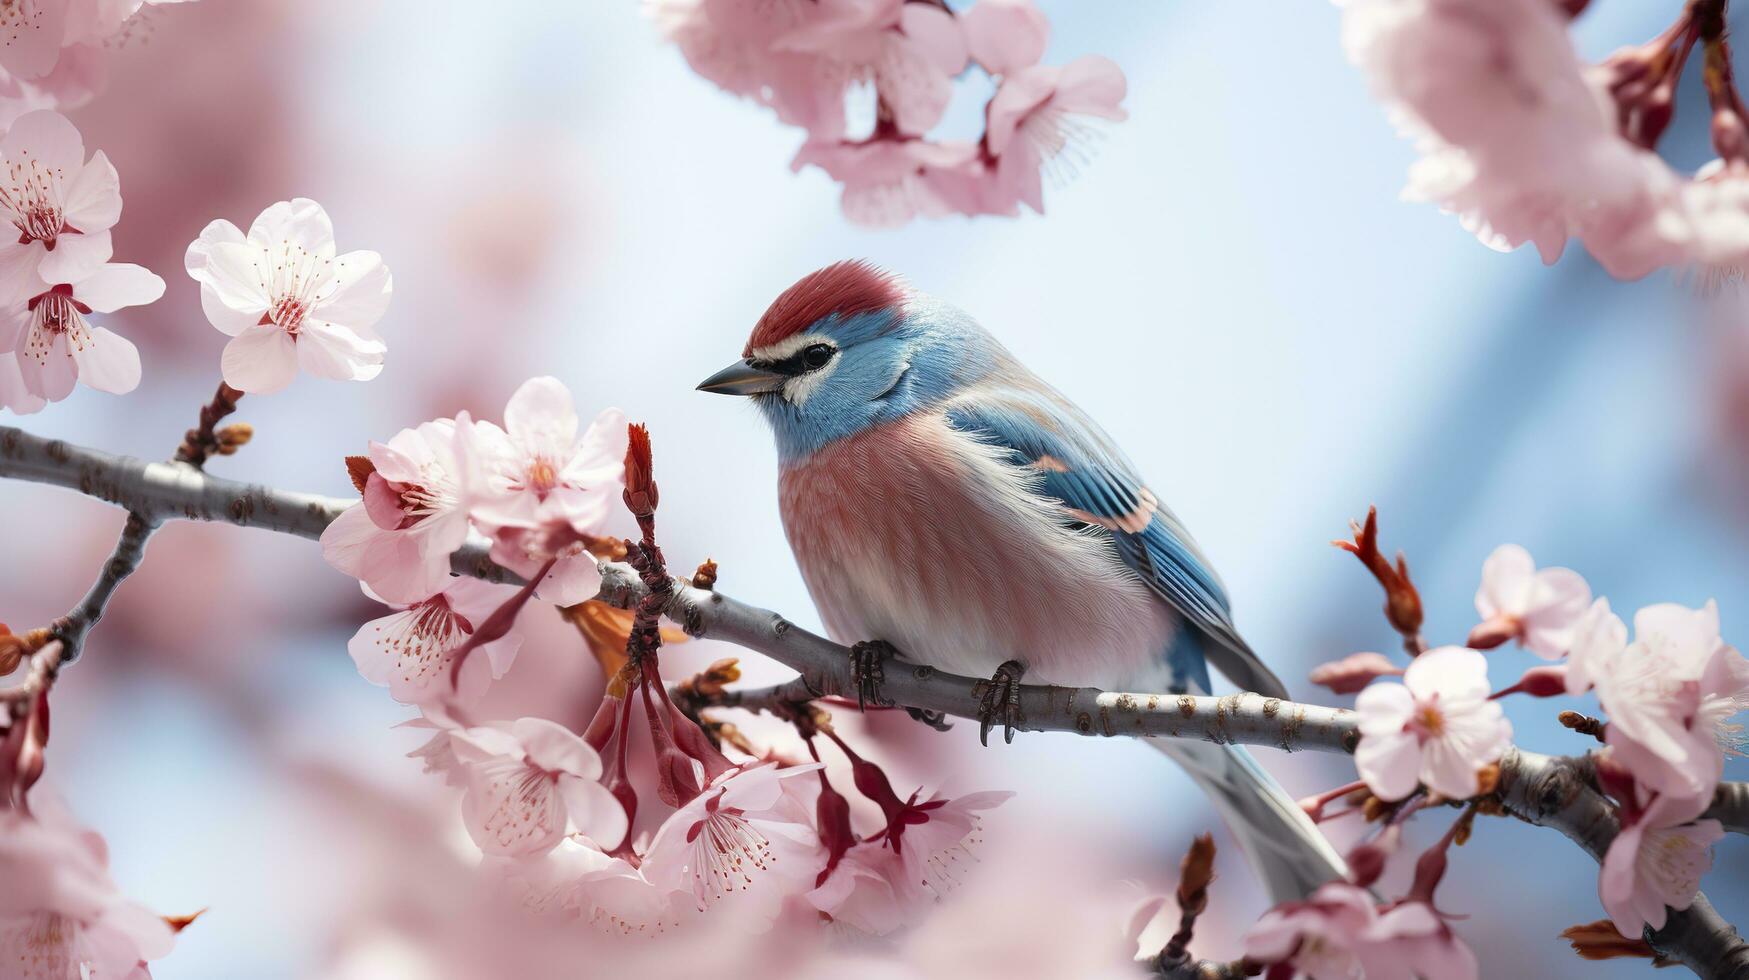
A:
[
  {"xmin": 653, "ymin": 0, "xmax": 1128, "ymax": 225},
  {"xmin": 1301, "ymin": 540, "xmax": 1748, "ymax": 971},
  {"xmin": 1339, "ymin": 0, "xmax": 1749, "ymax": 280},
  {"xmin": 0, "ymin": 111, "xmax": 163, "ymax": 414},
  {"xmin": 319, "ymin": 379, "xmax": 1011, "ymax": 937},
  {"xmin": 0, "ymin": 0, "xmax": 193, "ymax": 130}
]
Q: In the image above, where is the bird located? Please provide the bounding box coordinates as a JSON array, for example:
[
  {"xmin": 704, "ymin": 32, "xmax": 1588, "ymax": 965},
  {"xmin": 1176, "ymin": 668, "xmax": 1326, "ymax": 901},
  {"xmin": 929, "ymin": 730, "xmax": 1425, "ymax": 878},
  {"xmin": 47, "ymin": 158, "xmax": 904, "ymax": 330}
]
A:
[{"xmin": 697, "ymin": 260, "xmax": 1347, "ymax": 902}]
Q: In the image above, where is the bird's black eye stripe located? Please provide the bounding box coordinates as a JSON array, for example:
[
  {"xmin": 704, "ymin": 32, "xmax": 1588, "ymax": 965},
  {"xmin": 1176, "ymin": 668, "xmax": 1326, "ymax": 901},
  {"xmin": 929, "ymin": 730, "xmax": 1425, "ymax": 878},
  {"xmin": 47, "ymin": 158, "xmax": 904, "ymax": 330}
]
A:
[{"xmin": 752, "ymin": 343, "xmax": 838, "ymax": 375}]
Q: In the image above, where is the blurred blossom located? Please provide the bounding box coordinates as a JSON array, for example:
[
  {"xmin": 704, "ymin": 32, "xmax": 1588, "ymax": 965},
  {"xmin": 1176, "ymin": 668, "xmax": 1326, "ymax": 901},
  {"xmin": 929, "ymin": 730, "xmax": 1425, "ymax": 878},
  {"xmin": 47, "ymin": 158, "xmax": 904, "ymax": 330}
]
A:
[
  {"xmin": 1469, "ymin": 543, "xmax": 1590, "ymax": 658},
  {"xmin": 185, "ymin": 197, "xmax": 392, "ymax": 394},
  {"xmin": 0, "ymin": 798, "xmax": 176, "ymax": 980},
  {"xmin": 655, "ymin": 0, "xmax": 1126, "ymax": 224},
  {"xmin": 1353, "ymin": 646, "xmax": 1511, "ymax": 801},
  {"xmin": 1241, "ymin": 881, "xmax": 1375, "ymax": 978},
  {"xmin": 1600, "ymin": 791, "xmax": 1725, "ymax": 938},
  {"xmin": 347, "ymin": 578, "xmax": 524, "ymax": 707},
  {"xmin": 1308, "ymin": 651, "xmax": 1403, "ymax": 696}
]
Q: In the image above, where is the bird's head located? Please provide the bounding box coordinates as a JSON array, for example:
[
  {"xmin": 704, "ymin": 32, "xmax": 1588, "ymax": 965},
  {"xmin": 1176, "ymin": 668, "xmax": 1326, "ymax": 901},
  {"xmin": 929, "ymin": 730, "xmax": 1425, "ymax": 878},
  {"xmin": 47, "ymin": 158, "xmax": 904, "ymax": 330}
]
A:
[{"xmin": 698, "ymin": 260, "xmax": 999, "ymax": 461}]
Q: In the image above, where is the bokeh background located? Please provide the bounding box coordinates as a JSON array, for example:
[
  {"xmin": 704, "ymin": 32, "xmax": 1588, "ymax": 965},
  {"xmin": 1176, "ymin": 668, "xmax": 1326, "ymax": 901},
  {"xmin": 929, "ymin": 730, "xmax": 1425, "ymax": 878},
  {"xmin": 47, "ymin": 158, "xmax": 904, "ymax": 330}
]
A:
[{"xmin": 1, "ymin": 1, "xmax": 1745, "ymax": 976}]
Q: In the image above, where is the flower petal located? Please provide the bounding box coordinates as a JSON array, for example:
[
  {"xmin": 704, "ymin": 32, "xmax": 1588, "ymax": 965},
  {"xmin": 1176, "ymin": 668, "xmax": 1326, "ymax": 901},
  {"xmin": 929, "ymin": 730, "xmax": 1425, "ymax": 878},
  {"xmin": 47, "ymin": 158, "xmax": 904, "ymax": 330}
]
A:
[
  {"xmin": 61, "ymin": 150, "xmax": 121, "ymax": 233},
  {"xmin": 315, "ymin": 249, "xmax": 391, "ymax": 329},
  {"xmin": 245, "ymin": 197, "xmax": 335, "ymax": 256},
  {"xmin": 220, "ymin": 325, "xmax": 298, "ymax": 393},
  {"xmin": 69, "ymin": 326, "xmax": 139, "ymax": 394},
  {"xmin": 296, "ymin": 319, "xmax": 385, "ymax": 382},
  {"xmin": 74, "ymin": 262, "xmax": 163, "ymax": 313}
]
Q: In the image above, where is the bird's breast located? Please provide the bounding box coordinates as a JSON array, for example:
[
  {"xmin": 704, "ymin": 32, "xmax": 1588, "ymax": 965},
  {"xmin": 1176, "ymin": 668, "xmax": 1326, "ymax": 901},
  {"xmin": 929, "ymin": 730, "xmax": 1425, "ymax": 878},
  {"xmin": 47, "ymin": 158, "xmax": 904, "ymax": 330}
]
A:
[{"xmin": 777, "ymin": 412, "xmax": 1175, "ymax": 689}]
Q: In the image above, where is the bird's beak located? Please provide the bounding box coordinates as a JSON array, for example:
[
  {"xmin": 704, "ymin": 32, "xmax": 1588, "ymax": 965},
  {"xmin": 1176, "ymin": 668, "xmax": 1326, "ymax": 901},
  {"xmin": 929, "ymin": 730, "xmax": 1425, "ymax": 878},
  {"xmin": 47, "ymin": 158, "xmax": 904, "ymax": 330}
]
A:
[{"xmin": 696, "ymin": 359, "xmax": 786, "ymax": 396}]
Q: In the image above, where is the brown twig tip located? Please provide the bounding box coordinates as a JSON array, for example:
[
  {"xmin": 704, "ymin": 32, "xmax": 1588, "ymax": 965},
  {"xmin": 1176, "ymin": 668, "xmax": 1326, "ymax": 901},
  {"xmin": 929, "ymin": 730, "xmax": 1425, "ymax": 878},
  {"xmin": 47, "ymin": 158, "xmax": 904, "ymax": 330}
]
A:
[
  {"xmin": 1562, "ymin": 919, "xmax": 1674, "ymax": 966},
  {"xmin": 173, "ymin": 382, "xmax": 246, "ymax": 469},
  {"xmin": 214, "ymin": 423, "xmax": 253, "ymax": 455},
  {"xmin": 1334, "ymin": 506, "xmax": 1425, "ymax": 652},
  {"xmin": 679, "ymin": 658, "xmax": 742, "ymax": 701},
  {"xmin": 1175, "ymin": 833, "xmax": 1217, "ymax": 913},
  {"xmin": 692, "ymin": 558, "xmax": 719, "ymax": 591},
  {"xmin": 623, "ymin": 423, "xmax": 657, "ymax": 516},
  {"xmin": 1158, "ymin": 833, "xmax": 1218, "ymax": 968},
  {"xmin": 163, "ymin": 909, "xmax": 206, "ymax": 934},
  {"xmin": 1558, "ymin": 710, "xmax": 1609, "ymax": 743}
]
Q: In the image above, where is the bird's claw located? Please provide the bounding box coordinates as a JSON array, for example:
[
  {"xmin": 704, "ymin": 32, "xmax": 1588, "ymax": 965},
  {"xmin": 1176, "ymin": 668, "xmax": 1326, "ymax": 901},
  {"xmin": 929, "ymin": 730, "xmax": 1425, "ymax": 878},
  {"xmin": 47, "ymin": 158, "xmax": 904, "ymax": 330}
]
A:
[
  {"xmin": 976, "ymin": 660, "xmax": 1027, "ymax": 746},
  {"xmin": 849, "ymin": 640, "xmax": 897, "ymax": 710}
]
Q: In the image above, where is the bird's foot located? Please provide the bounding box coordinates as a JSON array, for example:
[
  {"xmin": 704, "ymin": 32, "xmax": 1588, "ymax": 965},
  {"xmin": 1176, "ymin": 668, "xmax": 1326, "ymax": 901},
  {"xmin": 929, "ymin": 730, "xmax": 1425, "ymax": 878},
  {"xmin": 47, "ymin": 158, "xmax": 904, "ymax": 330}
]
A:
[
  {"xmin": 849, "ymin": 640, "xmax": 898, "ymax": 710},
  {"xmin": 975, "ymin": 659, "xmax": 1027, "ymax": 746}
]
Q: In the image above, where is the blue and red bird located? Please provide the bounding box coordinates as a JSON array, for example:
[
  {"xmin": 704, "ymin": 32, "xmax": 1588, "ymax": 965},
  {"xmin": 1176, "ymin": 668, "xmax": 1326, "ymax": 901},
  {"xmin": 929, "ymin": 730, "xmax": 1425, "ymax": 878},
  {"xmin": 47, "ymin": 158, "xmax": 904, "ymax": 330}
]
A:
[{"xmin": 699, "ymin": 260, "xmax": 1345, "ymax": 901}]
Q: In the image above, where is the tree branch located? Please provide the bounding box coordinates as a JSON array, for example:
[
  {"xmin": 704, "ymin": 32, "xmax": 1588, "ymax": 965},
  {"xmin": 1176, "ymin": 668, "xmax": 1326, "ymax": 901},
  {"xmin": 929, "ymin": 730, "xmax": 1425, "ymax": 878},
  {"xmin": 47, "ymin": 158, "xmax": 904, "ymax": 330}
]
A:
[
  {"xmin": 1495, "ymin": 748, "xmax": 1749, "ymax": 979},
  {"xmin": 52, "ymin": 511, "xmax": 160, "ymax": 662},
  {"xmin": 1706, "ymin": 781, "xmax": 1749, "ymax": 835},
  {"xmin": 5, "ymin": 424, "xmax": 1748, "ymax": 977}
]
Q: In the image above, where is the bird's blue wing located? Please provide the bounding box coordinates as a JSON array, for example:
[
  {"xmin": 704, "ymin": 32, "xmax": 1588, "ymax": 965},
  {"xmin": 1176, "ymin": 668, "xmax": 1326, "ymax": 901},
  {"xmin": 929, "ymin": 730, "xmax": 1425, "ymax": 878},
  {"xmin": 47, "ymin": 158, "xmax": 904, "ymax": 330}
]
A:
[{"xmin": 943, "ymin": 387, "xmax": 1288, "ymax": 698}]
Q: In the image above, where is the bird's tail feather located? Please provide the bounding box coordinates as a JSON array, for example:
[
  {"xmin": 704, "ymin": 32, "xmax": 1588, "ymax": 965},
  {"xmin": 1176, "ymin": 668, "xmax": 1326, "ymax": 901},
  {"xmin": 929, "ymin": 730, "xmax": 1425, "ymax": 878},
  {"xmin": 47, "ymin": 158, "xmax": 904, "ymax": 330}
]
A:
[{"xmin": 1150, "ymin": 737, "xmax": 1348, "ymax": 903}]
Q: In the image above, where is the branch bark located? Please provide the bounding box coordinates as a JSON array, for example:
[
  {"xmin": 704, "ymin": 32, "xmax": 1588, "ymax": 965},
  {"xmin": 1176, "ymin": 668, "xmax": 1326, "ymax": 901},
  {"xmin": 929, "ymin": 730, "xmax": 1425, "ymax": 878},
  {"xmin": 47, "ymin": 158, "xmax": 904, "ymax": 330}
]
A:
[
  {"xmin": 1706, "ymin": 781, "xmax": 1749, "ymax": 835},
  {"xmin": 5, "ymin": 423, "xmax": 1748, "ymax": 977}
]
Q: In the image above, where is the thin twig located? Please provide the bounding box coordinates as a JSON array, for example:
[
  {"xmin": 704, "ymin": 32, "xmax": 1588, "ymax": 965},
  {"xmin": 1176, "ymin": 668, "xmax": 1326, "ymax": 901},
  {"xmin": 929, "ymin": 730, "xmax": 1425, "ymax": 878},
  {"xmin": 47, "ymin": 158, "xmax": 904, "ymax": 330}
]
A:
[
  {"xmin": 50, "ymin": 511, "xmax": 160, "ymax": 663},
  {"xmin": 173, "ymin": 381, "xmax": 245, "ymax": 469}
]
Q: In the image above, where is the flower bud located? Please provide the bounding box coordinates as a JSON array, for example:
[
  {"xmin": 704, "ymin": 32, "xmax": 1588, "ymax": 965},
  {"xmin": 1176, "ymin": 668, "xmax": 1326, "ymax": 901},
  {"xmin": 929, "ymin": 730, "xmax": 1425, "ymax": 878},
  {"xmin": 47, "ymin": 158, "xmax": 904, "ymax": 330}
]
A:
[{"xmin": 1309, "ymin": 652, "xmax": 1402, "ymax": 695}]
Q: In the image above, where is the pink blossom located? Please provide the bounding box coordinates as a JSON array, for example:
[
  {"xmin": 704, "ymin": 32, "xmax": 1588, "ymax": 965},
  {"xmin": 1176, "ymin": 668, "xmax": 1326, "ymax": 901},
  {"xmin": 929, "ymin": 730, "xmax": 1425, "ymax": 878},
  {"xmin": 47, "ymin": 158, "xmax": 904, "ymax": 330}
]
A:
[
  {"xmin": 1470, "ymin": 544, "xmax": 1590, "ymax": 658},
  {"xmin": 184, "ymin": 198, "xmax": 391, "ymax": 394},
  {"xmin": 5, "ymin": 262, "xmax": 161, "ymax": 402},
  {"xmin": 0, "ymin": 807, "xmax": 175, "ymax": 979},
  {"xmin": 1339, "ymin": 0, "xmax": 1694, "ymax": 278},
  {"xmin": 347, "ymin": 578, "xmax": 522, "ymax": 707},
  {"xmin": 640, "ymin": 762, "xmax": 823, "ymax": 924},
  {"xmin": 449, "ymin": 718, "xmax": 627, "ymax": 858},
  {"xmin": 652, "ymin": 0, "xmax": 846, "ymax": 136},
  {"xmin": 791, "ymin": 137, "xmax": 1006, "ymax": 227},
  {"xmin": 1240, "ymin": 881, "xmax": 1377, "ymax": 979},
  {"xmin": 1600, "ymin": 794, "xmax": 1725, "ymax": 938},
  {"xmin": 1309, "ymin": 651, "xmax": 1403, "ymax": 695},
  {"xmin": 0, "ymin": 111, "xmax": 122, "ymax": 304},
  {"xmin": 883, "ymin": 789, "xmax": 1011, "ymax": 901},
  {"xmin": 1358, "ymin": 901, "xmax": 1479, "ymax": 980},
  {"xmin": 1576, "ymin": 600, "xmax": 1748, "ymax": 801},
  {"xmin": 320, "ymin": 418, "xmax": 468, "ymax": 604},
  {"xmin": 454, "ymin": 379, "xmax": 627, "ymax": 606},
  {"xmin": 985, "ymin": 55, "xmax": 1127, "ymax": 213},
  {"xmin": 774, "ymin": 0, "xmax": 967, "ymax": 138},
  {"xmin": 960, "ymin": 0, "xmax": 1048, "ymax": 77},
  {"xmin": 806, "ymin": 841, "xmax": 914, "ymax": 935},
  {"xmin": 0, "ymin": 2, "xmax": 71, "ymax": 80},
  {"xmin": 1353, "ymin": 646, "xmax": 1512, "ymax": 801}
]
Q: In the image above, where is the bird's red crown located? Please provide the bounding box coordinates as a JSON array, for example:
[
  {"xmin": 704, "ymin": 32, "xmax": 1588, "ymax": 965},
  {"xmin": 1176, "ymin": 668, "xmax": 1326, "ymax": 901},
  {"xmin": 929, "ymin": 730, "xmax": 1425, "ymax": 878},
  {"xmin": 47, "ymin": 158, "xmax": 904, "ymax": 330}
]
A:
[{"xmin": 745, "ymin": 260, "xmax": 908, "ymax": 356}]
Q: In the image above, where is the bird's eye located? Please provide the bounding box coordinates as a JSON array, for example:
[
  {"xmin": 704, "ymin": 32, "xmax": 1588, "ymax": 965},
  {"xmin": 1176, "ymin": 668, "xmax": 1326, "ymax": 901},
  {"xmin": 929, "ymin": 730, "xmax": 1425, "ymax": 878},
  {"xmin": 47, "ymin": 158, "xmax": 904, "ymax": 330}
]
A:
[{"xmin": 802, "ymin": 343, "xmax": 835, "ymax": 370}]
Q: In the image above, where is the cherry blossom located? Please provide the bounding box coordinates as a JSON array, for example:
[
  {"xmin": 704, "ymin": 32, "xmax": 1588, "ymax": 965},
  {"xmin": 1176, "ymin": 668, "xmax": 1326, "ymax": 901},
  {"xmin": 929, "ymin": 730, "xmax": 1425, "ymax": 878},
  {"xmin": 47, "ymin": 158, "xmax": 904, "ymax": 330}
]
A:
[
  {"xmin": 320, "ymin": 418, "xmax": 468, "ymax": 605},
  {"xmin": 1469, "ymin": 544, "xmax": 1591, "ymax": 658},
  {"xmin": 0, "ymin": 807, "xmax": 175, "ymax": 980},
  {"xmin": 961, "ymin": 0, "xmax": 1048, "ymax": 78},
  {"xmin": 5, "ymin": 262, "xmax": 161, "ymax": 402},
  {"xmin": 882, "ymin": 789, "xmax": 1010, "ymax": 901},
  {"xmin": 450, "ymin": 718, "xmax": 627, "ymax": 858},
  {"xmin": 773, "ymin": 0, "xmax": 966, "ymax": 138},
  {"xmin": 0, "ymin": 111, "xmax": 121, "ymax": 304},
  {"xmin": 1600, "ymin": 794, "xmax": 1725, "ymax": 938},
  {"xmin": 454, "ymin": 379, "xmax": 627, "ymax": 606},
  {"xmin": 985, "ymin": 55, "xmax": 1128, "ymax": 214},
  {"xmin": 347, "ymin": 578, "xmax": 522, "ymax": 707},
  {"xmin": 1353, "ymin": 646, "xmax": 1512, "ymax": 801},
  {"xmin": 1240, "ymin": 880, "xmax": 1377, "ymax": 979},
  {"xmin": 1360, "ymin": 901, "xmax": 1479, "ymax": 980},
  {"xmin": 806, "ymin": 840, "xmax": 913, "ymax": 935},
  {"xmin": 791, "ymin": 137, "xmax": 1003, "ymax": 228},
  {"xmin": 1573, "ymin": 600, "xmax": 1748, "ymax": 801},
  {"xmin": 640, "ymin": 762, "xmax": 822, "ymax": 924},
  {"xmin": 184, "ymin": 198, "xmax": 391, "ymax": 394}
]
